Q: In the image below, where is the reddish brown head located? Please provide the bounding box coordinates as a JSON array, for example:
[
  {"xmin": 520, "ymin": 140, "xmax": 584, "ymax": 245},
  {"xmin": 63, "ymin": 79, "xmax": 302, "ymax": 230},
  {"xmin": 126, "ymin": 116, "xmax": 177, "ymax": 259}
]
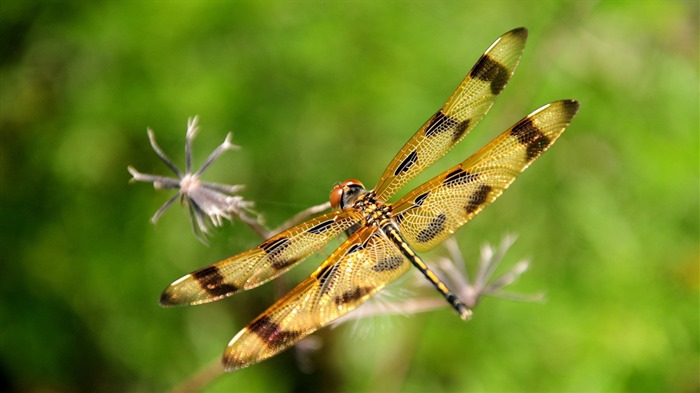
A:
[{"xmin": 329, "ymin": 179, "xmax": 366, "ymax": 209}]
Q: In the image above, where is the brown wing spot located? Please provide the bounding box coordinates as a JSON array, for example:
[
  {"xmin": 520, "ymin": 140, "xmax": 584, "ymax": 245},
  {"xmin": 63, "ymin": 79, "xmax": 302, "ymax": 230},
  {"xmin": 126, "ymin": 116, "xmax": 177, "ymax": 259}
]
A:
[
  {"xmin": 510, "ymin": 117, "xmax": 540, "ymax": 144},
  {"xmin": 509, "ymin": 27, "xmax": 529, "ymax": 40},
  {"xmin": 371, "ymin": 255, "xmax": 404, "ymax": 272},
  {"xmin": 307, "ymin": 220, "xmax": 335, "ymax": 235},
  {"xmin": 510, "ymin": 117, "xmax": 551, "ymax": 161},
  {"xmin": 248, "ymin": 316, "xmax": 302, "ymax": 349},
  {"xmin": 416, "ymin": 213, "xmax": 447, "ymax": 243},
  {"xmin": 561, "ymin": 99, "xmax": 580, "ymax": 117},
  {"xmin": 425, "ymin": 111, "xmax": 468, "ymax": 142},
  {"xmin": 469, "ymin": 54, "xmax": 510, "ymax": 95},
  {"xmin": 159, "ymin": 291, "xmax": 177, "ymax": 306},
  {"xmin": 270, "ymin": 258, "xmax": 298, "ymax": 270},
  {"xmin": 442, "ymin": 168, "xmax": 477, "ymax": 187},
  {"xmin": 466, "ymin": 185, "xmax": 492, "ymax": 214},
  {"xmin": 333, "ymin": 286, "xmax": 373, "ymax": 305},
  {"xmin": 394, "ymin": 150, "xmax": 418, "ymax": 176},
  {"xmin": 526, "ymin": 133, "xmax": 551, "ymax": 161},
  {"xmin": 188, "ymin": 266, "xmax": 239, "ymax": 298},
  {"xmin": 260, "ymin": 237, "xmax": 297, "ymax": 270},
  {"xmin": 452, "ymin": 119, "xmax": 470, "ymax": 142}
]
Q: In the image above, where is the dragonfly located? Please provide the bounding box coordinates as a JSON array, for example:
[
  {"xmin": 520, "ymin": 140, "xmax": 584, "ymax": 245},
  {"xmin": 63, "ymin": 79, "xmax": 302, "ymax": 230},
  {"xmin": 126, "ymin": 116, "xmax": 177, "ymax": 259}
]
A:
[{"xmin": 160, "ymin": 27, "xmax": 579, "ymax": 371}]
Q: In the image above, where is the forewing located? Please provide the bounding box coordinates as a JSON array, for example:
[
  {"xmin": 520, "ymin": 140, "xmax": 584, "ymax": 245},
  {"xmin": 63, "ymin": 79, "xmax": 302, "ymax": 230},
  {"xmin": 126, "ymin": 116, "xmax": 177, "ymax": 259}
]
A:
[
  {"xmin": 392, "ymin": 100, "xmax": 579, "ymax": 252},
  {"xmin": 374, "ymin": 27, "xmax": 528, "ymax": 201},
  {"xmin": 160, "ymin": 210, "xmax": 362, "ymax": 306},
  {"xmin": 222, "ymin": 227, "xmax": 410, "ymax": 371}
]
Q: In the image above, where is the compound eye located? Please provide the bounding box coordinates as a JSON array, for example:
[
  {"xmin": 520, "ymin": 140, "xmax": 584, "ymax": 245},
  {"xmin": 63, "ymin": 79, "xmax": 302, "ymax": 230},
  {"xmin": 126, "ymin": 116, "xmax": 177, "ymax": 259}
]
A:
[
  {"xmin": 329, "ymin": 179, "xmax": 365, "ymax": 209},
  {"xmin": 329, "ymin": 183, "xmax": 344, "ymax": 209}
]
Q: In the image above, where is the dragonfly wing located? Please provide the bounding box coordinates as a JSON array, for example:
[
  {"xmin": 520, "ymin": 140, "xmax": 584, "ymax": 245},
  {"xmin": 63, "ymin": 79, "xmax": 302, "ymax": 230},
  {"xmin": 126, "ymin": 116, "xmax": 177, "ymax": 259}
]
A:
[
  {"xmin": 393, "ymin": 100, "xmax": 579, "ymax": 252},
  {"xmin": 374, "ymin": 27, "xmax": 528, "ymax": 201},
  {"xmin": 160, "ymin": 210, "xmax": 362, "ymax": 306},
  {"xmin": 223, "ymin": 227, "xmax": 410, "ymax": 371}
]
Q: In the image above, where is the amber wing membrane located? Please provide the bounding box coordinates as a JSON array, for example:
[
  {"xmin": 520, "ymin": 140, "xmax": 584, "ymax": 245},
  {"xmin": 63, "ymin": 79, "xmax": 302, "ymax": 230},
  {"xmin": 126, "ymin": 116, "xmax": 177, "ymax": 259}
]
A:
[
  {"xmin": 392, "ymin": 100, "xmax": 579, "ymax": 252},
  {"xmin": 222, "ymin": 227, "xmax": 410, "ymax": 371},
  {"xmin": 160, "ymin": 210, "xmax": 362, "ymax": 306},
  {"xmin": 373, "ymin": 27, "xmax": 528, "ymax": 201}
]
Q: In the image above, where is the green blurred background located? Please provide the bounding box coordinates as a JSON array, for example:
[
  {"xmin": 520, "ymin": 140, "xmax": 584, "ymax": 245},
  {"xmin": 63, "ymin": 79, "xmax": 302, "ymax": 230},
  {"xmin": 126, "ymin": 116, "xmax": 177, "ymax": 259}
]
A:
[{"xmin": 1, "ymin": 1, "xmax": 697, "ymax": 392}]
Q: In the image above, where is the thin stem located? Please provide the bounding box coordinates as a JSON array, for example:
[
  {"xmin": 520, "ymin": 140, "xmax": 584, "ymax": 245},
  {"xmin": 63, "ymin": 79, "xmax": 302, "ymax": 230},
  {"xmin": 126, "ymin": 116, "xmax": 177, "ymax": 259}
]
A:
[
  {"xmin": 147, "ymin": 129, "xmax": 183, "ymax": 178},
  {"xmin": 273, "ymin": 201, "xmax": 331, "ymax": 235},
  {"xmin": 238, "ymin": 210, "xmax": 270, "ymax": 239},
  {"xmin": 185, "ymin": 117, "xmax": 199, "ymax": 174},
  {"xmin": 151, "ymin": 193, "xmax": 180, "ymax": 224},
  {"xmin": 167, "ymin": 358, "xmax": 224, "ymax": 393},
  {"xmin": 195, "ymin": 133, "xmax": 239, "ymax": 176}
]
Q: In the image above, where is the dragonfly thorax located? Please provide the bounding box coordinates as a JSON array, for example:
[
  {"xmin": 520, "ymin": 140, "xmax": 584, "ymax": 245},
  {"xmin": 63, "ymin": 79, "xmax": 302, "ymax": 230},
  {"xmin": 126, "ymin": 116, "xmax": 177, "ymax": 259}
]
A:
[{"xmin": 330, "ymin": 179, "xmax": 391, "ymax": 227}]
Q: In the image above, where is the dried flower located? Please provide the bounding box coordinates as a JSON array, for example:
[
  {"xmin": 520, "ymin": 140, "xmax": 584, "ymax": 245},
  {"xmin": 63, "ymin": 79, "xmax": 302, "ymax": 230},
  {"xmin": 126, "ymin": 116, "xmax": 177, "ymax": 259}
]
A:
[
  {"xmin": 128, "ymin": 116, "xmax": 260, "ymax": 241},
  {"xmin": 333, "ymin": 235, "xmax": 543, "ymax": 324}
]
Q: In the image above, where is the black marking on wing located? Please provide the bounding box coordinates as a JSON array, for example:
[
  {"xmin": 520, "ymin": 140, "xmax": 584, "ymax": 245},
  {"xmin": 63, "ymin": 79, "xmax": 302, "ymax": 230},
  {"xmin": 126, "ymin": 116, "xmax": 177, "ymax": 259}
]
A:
[
  {"xmin": 394, "ymin": 150, "xmax": 418, "ymax": 176},
  {"xmin": 466, "ymin": 185, "xmax": 492, "ymax": 214},
  {"xmin": 371, "ymin": 255, "xmax": 404, "ymax": 272},
  {"xmin": 333, "ymin": 286, "xmax": 373, "ymax": 305},
  {"xmin": 393, "ymin": 192, "xmax": 429, "ymax": 226},
  {"xmin": 526, "ymin": 134, "xmax": 551, "ymax": 161},
  {"xmin": 307, "ymin": 220, "xmax": 335, "ymax": 235},
  {"xmin": 510, "ymin": 117, "xmax": 551, "ymax": 161},
  {"xmin": 316, "ymin": 264, "xmax": 333, "ymax": 283},
  {"xmin": 416, "ymin": 213, "xmax": 447, "ymax": 243},
  {"xmin": 248, "ymin": 316, "xmax": 301, "ymax": 349},
  {"xmin": 425, "ymin": 111, "xmax": 470, "ymax": 142},
  {"xmin": 260, "ymin": 237, "xmax": 290, "ymax": 254},
  {"xmin": 424, "ymin": 111, "xmax": 448, "ymax": 137},
  {"xmin": 561, "ymin": 99, "xmax": 580, "ymax": 117},
  {"xmin": 442, "ymin": 168, "xmax": 477, "ymax": 187},
  {"xmin": 347, "ymin": 242, "xmax": 365, "ymax": 254},
  {"xmin": 469, "ymin": 54, "xmax": 510, "ymax": 95},
  {"xmin": 260, "ymin": 237, "xmax": 296, "ymax": 270},
  {"xmin": 414, "ymin": 191, "xmax": 430, "ymax": 207},
  {"xmin": 452, "ymin": 118, "xmax": 470, "ymax": 142},
  {"xmin": 270, "ymin": 258, "xmax": 298, "ymax": 270},
  {"xmin": 191, "ymin": 266, "xmax": 239, "ymax": 297},
  {"xmin": 159, "ymin": 291, "xmax": 176, "ymax": 306},
  {"xmin": 316, "ymin": 264, "xmax": 341, "ymax": 295}
]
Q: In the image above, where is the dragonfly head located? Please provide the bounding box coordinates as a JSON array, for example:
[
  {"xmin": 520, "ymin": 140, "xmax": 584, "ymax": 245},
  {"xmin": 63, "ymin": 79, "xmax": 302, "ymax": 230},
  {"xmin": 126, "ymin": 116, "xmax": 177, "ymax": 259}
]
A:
[{"xmin": 330, "ymin": 179, "xmax": 366, "ymax": 209}]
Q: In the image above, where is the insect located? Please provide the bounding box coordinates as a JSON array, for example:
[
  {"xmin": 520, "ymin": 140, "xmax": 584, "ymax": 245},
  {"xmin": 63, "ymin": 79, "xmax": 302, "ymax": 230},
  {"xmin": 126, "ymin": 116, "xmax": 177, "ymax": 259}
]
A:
[{"xmin": 160, "ymin": 27, "xmax": 579, "ymax": 371}]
